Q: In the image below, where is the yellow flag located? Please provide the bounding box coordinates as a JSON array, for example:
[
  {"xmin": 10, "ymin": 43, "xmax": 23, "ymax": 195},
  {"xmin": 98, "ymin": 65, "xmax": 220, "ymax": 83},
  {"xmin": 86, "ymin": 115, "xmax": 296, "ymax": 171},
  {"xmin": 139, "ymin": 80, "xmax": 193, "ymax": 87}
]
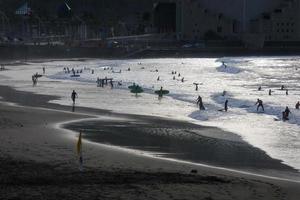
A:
[{"xmin": 77, "ymin": 131, "xmax": 82, "ymax": 156}]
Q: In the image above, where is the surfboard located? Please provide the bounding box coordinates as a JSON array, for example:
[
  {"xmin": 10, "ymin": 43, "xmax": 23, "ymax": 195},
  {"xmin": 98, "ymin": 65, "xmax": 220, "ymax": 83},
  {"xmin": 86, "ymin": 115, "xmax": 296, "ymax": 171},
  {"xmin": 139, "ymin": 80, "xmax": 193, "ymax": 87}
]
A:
[
  {"xmin": 155, "ymin": 90, "xmax": 169, "ymax": 95},
  {"xmin": 70, "ymin": 74, "xmax": 80, "ymax": 77},
  {"xmin": 130, "ymin": 86, "xmax": 143, "ymax": 94},
  {"xmin": 128, "ymin": 85, "xmax": 136, "ymax": 89}
]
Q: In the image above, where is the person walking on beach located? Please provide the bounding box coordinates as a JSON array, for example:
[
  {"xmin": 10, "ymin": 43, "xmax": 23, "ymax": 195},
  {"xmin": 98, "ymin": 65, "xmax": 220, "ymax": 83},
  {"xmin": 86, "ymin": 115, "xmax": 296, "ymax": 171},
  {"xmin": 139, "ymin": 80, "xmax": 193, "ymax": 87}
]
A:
[
  {"xmin": 71, "ymin": 90, "xmax": 78, "ymax": 104},
  {"xmin": 255, "ymin": 99, "xmax": 264, "ymax": 112},
  {"xmin": 196, "ymin": 96, "xmax": 205, "ymax": 110},
  {"xmin": 296, "ymin": 101, "xmax": 300, "ymax": 109},
  {"xmin": 224, "ymin": 100, "xmax": 228, "ymax": 112}
]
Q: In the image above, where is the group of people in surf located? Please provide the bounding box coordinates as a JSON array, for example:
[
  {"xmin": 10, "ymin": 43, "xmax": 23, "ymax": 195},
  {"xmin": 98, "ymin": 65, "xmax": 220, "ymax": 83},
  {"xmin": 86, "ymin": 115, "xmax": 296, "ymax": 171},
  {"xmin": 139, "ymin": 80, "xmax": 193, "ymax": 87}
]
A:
[
  {"xmin": 257, "ymin": 85, "xmax": 300, "ymax": 121},
  {"xmin": 265, "ymin": 85, "xmax": 289, "ymax": 96},
  {"xmin": 196, "ymin": 94, "xmax": 299, "ymax": 121}
]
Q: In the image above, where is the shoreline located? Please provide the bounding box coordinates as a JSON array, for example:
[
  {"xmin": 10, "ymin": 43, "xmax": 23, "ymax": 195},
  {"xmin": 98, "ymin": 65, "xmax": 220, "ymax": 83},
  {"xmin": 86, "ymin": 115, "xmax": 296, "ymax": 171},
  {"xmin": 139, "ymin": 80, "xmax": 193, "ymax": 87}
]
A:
[
  {"xmin": 1, "ymin": 85, "xmax": 300, "ymax": 199},
  {"xmin": 0, "ymin": 84, "xmax": 299, "ymax": 176}
]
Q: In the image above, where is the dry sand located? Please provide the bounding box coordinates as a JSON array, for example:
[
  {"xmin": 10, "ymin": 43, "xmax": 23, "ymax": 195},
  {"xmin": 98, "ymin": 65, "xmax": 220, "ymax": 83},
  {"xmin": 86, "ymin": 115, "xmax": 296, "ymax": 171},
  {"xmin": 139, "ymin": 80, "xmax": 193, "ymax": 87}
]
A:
[{"xmin": 0, "ymin": 86, "xmax": 300, "ymax": 200}]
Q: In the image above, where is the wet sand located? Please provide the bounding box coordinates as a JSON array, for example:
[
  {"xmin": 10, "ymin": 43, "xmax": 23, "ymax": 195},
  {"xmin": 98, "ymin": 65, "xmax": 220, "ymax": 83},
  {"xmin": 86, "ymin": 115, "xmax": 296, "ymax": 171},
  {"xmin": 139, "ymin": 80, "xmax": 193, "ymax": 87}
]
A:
[
  {"xmin": 0, "ymin": 85, "xmax": 300, "ymax": 199},
  {"xmin": 64, "ymin": 119, "xmax": 296, "ymax": 173}
]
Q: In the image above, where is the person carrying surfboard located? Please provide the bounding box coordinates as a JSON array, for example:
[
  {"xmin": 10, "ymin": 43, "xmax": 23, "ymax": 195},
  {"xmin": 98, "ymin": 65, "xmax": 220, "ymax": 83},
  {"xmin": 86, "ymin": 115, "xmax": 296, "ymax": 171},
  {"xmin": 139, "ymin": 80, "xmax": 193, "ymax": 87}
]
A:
[{"xmin": 159, "ymin": 87, "xmax": 163, "ymax": 97}]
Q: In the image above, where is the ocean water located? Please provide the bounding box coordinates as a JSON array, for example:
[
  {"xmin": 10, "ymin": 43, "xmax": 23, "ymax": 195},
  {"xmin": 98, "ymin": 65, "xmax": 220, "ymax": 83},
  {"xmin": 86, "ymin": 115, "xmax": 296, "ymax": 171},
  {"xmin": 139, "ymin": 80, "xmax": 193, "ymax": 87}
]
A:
[{"xmin": 1, "ymin": 57, "xmax": 299, "ymax": 171}]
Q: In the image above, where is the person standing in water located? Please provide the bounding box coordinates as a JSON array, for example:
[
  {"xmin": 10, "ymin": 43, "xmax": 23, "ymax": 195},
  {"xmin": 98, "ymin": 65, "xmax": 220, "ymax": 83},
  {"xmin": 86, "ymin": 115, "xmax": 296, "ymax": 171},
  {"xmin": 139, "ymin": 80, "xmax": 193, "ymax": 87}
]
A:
[
  {"xmin": 283, "ymin": 106, "xmax": 291, "ymax": 121},
  {"xmin": 258, "ymin": 86, "xmax": 262, "ymax": 91},
  {"xmin": 71, "ymin": 90, "xmax": 78, "ymax": 104},
  {"xmin": 296, "ymin": 101, "xmax": 300, "ymax": 109},
  {"xmin": 255, "ymin": 99, "xmax": 264, "ymax": 112},
  {"xmin": 268, "ymin": 89, "xmax": 272, "ymax": 96},
  {"xmin": 196, "ymin": 96, "xmax": 205, "ymax": 110},
  {"xmin": 224, "ymin": 100, "xmax": 228, "ymax": 112}
]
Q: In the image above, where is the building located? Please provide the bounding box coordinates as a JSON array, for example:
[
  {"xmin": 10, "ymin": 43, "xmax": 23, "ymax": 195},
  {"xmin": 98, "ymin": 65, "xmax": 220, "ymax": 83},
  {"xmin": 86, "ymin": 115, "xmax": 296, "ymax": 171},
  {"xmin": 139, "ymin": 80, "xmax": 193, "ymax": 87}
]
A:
[{"xmin": 154, "ymin": 0, "xmax": 300, "ymax": 45}]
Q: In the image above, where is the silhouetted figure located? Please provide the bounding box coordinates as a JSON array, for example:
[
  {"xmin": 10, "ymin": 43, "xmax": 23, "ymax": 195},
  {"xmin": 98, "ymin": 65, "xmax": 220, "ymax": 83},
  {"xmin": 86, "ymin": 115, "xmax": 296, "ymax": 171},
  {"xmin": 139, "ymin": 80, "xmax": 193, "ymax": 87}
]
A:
[
  {"xmin": 173, "ymin": 76, "xmax": 176, "ymax": 80},
  {"xmin": 32, "ymin": 75, "xmax": 37, "ymax": 86},
  {"xmin": 71, "ymin": 90, "xmax": 78, "ymax": 104},
  {"xmin": 195, "ymin": 84, "xmax": 198, "ymax": 91},
  {"xmin": 110, "ymin": 80, "xmax": 113, "ymax": 88},
  {"xmin": 158, "ymin": 86, "xmax": 163, "ymax": 97},
  {"xmin": 268, "ymin": 89, "xmax": 272, "ymax": 96},
  {"xmin": 281, "ymin": 85, "xmax": 285, "ymax": 90},
  {"xmin": 283, "ymin": 106, "xmax": 291, "ymax": 121},
  {"xmin": 255, "ymin": 99, "xmax": 264, "ymax": 112},
  {"xmin": 222, "ymin": 61, "xmax": 227, "ymax": 68},
  {"xmin": 258, "ymin": 86, "xmax": 262, "ymax": 91},
  {"xmin": 181, "ymin": 77, "xmax": 184, "ymax": 82},
  {"xmin": 196, "ymin": 96, "xmax": 205, "ymax": 110},
  {"xmin": 157, "ymin": 76, "xmax": 160, "ymax": 81},
  {"xmin": 222, "ymin": 90, "xmax": 226, "ymax": 96},
  {"xmin": 286, "ymin": 89, "xmax": 288, "ymax": 95},
  {"xmin": 224, "ymin": 100, "xmax": 228, "ymax": 112},
  {"xmin": 296, "ymin": 101, "xmax": 300, "ymax": 109},
  {"xmin": 42, "ymin": 67, "xmax": 45, "ymax": 74},
  {"xmin": 178, "ymin": 73, "xmax": 181, "ymax": 77}
]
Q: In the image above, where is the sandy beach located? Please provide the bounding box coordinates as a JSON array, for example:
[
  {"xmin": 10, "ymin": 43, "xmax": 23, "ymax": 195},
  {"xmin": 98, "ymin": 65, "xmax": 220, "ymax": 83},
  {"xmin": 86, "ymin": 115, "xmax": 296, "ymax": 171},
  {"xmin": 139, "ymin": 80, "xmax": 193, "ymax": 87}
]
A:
[{"xmin": 0, "ymin": 85, "xmax": 300, "ymax": 200}]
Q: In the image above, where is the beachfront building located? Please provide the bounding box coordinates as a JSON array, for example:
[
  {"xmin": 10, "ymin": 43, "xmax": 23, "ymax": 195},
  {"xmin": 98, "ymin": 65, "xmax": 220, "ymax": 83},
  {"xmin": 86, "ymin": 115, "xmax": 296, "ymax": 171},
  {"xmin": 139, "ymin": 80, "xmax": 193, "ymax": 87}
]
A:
[{"xmin": 155, "ymin": 0, "xmax": 300, "ymax": 44}]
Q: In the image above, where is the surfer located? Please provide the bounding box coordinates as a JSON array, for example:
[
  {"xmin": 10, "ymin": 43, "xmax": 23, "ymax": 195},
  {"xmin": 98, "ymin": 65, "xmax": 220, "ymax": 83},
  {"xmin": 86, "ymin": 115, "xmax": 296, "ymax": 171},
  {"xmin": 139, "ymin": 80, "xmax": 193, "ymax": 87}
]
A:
[
  {"xmin": 258, "ymin": 86, "xmax": 262, "ymax": 91},
  {"xmin": 42, "ymin": 67, "xmax": 45, "ymax": 74},
  {"xmin": 157, "ymin": 76, "xmax": 160, "ymax": 81},
  {"xmin": 296, "ymin": 101, "xmax": 300, "ymax": 109},
  {"xmin": 195, "ymin": 84, "xmax": 198, "ymax": 91},
  {"xmin": 286, "ymin": 89, "xmax": 288, "ymax": 95},
  {"xmin": 32, "ymin": 75, "xmax": 37, "ymax": 86},
  {"xmin": 224, "ymin": 100, "xmax": 228, "ymax": 112},
  {"xmin": 181, "ymin": 77, "xmax": 184, "ymax": 82},
  {"xmin": 268, "ymin": 89, "xmax": 272, "ymax": 96},
  {"xmin": 196, "ymin": 96, "xmax": 205, "ymax": 110},
  {"xmin": 281, "ymin": 85, "xmax": 285, "ymax": 90},
  {"xmin": 158, "ymin": 87, "xmax": 163, "ymax": 97},
  {"xmin": 255, "ymin": 99, "xmax": 264, "ymax": 112},
  {"xmin": 71, "ymin": 90, "xmax": 78, "ymax": 104},
  {"xmin": 173, "ymin": 76, "xmax": 176, "ymax": 80}
]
